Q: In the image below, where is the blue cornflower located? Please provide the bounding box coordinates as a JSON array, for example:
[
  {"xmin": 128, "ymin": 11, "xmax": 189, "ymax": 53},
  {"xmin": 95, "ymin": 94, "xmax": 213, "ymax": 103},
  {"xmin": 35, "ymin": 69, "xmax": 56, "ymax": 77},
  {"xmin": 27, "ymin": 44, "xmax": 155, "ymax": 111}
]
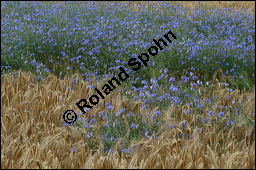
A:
[
  {"xmin": 87, "ymin": 132, "xmax": 92, "ymax": 138},
  {"xmin": 64, "ymin": 122, "xmax": 70, "ymax": 126},
  {"xmin": 85, "ymin": 123, "xmax": 91, "ymax": 128},
  {"xmin": 184, "ymin": 94, "xmax": 190, "ymax": 98},
  {"xmin": 155, "ymin": 110, "xmax": 160, "ymax": 116},
  {"xmin": 197, "ymin": 103, "xmax": 203, "ymax": 108},
  {"xmin": 184, "ymin": 109, "xmax": 189, "ymax": 115},
  {"xmin": 170, "ymin": 86, "xmax": 178, "ymax": 92},
  {"xmin": 71, "ymin": 147, "xmax": 77, "ymax": 152},
  {"xmin": 99, "ymin": 112, "xmax": 105, "ymax": 117},
  {"xmin": 142, "ymin": 105, "xmax": 147, "ymax": 110},
  {"xmin": 208, "ymin": 110, "xmax": 213, "ymax": 116},
  {"xmin": 181, "ymin": 121, "xmax": 187, "ymax": 127},
  {"xmin": 127, "ymin": 112, "xmax": 133, "ymax": 117},
  {"xmin": 192, "ymin": 76, "xmax": 197, "ymax": 80},
  {"xmin": 194, "ymin": 96, "xmax": 199, "ymax": 103},
  {"xmin": 121, "ymin": 148, "xmax": 127, "ymax": 153},
  {"xmin": 192, "ymin": 83, "xmax": 197, "ymax": 87},
  {"xmin": 89, "ymin": 118, "xmax": 96, "ymax": 124},
  {"xmin": 149, "ymin": 94, "xmax": 156, "ymax": 97},
  {"xmin": 169, "ymin": 77, "xmax": 175, "ymax": 83},
  {"xmin": 218, "ymin": 112, "xmax": 224, "ymax": 118},
  {"xmin": 141, "ymin": 80, "xmax": 147, "ymax": 84},
  {"xmin": 120, "ymin": 108, "xmax": 126, "ymax": 113},
  {"xmin": 72, "ymin": 78, "xmax": 77, "ymax": 84},
  {"xmin": 197, "ymin": 80, "xmax": 202, "ymax": 85},
  {"xmin": 130, "ymin": 123, "xmax": 137, "ymax": 128},
  {"xmin": 158, "ymin": 96, "xmax": 164, "ymax": 100},
  {"xmin": 226, "ymin": 120, "xmax": 234, "ymax": 126},
  {"xmin": 169, "ymin": 125, "xmax": 174, "ymax": 128},
  {"xmin": 107, "ymin": 105, "xmax": 113, "ymax": 110},
  {"xmin": 84, "ymin": 108, "xmax": 91, "ymax": 113},
  {"xmin": 190, "ymin": 67, "xmax": 195, "ymax": 71},
  {"xmin": 109, "ymin": 149, "xmax": 113, "ymax": 155},
  {"xmin": 203, "ymin": 117, "xmax": 208, "ymax": 123},
  {"xmin": 205, "ymin": 98, "xmax": 210, "ymax": 103}
]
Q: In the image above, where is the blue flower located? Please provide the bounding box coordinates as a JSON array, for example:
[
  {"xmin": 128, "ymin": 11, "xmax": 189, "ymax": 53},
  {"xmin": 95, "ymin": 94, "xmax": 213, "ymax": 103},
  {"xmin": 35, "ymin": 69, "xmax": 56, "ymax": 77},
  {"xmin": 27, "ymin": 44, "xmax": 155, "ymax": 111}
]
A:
[
  {"xmin": 155, "ymin": 110, "xmax": 160, "ymax": 116},
  {"xmin": 169, "ymin": 77, "xmax": 175, "ymax": 83},
  {"xmin": 181, "ymin": 121, "xmax": 187, "ymax": 127},
  {"xmin": 184, "ymin": 109, "xmax": 189, "ymax": 115},
  {"xmin": 205, "ymin": 98, "xmax": 210, "ymax": 103},
  {"xmin": 85, "ymin": 123, "xmax": 91, "ymax": 128},
  {"xmin": 208, "ymin": 110, "xmax": 213, "ymax": 116},
  {"xmin": 130, "ymin": 123, "xmax": 137, "ymax": 128},
  {"xmin": 226, "ymin": 120, "xmax": 234, "ymax": 126},
  {"xmin": 169, "ymin": 125, "xmax": 174, "ymax": 128},
  {"xmin": 89, "ymin": 118, "xmax": 96, "ymax": 124},
  {"xmin": 192, "ymin": 76, "xmax": 197, "ymax": 80},
  {"xmin": 158, "ymin": 96, "xmax": 164, "ymax": 100},
  {"xmin": 184, "ymin": 94, "xmax": 190, "ymax": 98},
  {"xmin": 197, "ymin": 103, "xmax": 203, "ymax": 108},
  {"xmin": 71, "ymin": 147, "xmax": 77, "ymax": 152},
  {"xmin": 87, "ymin": 132, "xmax": 92, "ymax": 138},
  {"xmin": 203, "ymin": 117, "xmax": 208, "ymax": 123},
  {"xmin": 218, "ymin": 112, "xmax": 224, "ymax": 118},
  {"xmin": 64, "ymin": 122, "xmax": 71, "ymax": 126},
  {"xmin": 170, "ymin": 86, "xmax": 178, "ymax": 92},
  {"xmin": 127, "ymin": 112, "xmax": 133, "ymax": 117},
  {"xmin": 141, "ymin": 80, "xmax": 147, "ymax": 84},
  {"xmin": 121, "ymin": 148, "xmax": 127, "ymax": 152},
  {"xmin": 84, "ymin": 108, "xmax": 91, "ymax": 113}
]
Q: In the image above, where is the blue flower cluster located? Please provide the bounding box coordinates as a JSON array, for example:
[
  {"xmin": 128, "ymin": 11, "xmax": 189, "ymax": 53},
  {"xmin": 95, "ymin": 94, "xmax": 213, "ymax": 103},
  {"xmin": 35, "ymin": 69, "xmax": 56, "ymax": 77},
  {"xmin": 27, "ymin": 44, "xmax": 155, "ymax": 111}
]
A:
[{"xmin": 70, "ymin": 30, "xmax": 176, "ymax": 121}]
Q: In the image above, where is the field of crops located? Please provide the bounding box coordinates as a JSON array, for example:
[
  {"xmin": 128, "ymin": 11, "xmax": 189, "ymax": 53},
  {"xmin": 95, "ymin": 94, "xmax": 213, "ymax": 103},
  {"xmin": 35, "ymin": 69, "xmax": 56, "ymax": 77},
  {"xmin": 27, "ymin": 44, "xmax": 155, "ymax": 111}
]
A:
[{"xmin": 1, "ymin": 1, "xmax": 255, "ymax": 169}]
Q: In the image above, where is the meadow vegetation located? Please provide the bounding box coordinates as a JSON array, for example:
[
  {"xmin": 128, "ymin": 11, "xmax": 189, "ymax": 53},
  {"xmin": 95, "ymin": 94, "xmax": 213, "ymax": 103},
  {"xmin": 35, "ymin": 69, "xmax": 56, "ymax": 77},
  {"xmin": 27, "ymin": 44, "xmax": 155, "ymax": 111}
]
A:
[{"xmin": 1, "ymin": 1, "xmax": 255, "ymax": 168}]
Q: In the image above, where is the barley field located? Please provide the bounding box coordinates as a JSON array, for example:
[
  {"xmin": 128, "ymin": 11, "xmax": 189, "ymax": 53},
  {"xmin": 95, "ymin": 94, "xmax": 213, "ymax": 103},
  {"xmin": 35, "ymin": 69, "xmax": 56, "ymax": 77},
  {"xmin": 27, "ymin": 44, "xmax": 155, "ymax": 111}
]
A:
[{"xmin": 1, "ymin": 1, "xmax": 255, "ymax": 169}]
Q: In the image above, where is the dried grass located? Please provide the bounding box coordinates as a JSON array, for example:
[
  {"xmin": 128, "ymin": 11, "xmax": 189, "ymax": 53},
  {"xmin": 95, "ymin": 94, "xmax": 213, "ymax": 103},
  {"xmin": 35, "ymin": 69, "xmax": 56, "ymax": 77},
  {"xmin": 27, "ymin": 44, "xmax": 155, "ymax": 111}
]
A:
[{"xmin": 1, "ymin": 71, "xmax": 255, "ymax": 168}]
